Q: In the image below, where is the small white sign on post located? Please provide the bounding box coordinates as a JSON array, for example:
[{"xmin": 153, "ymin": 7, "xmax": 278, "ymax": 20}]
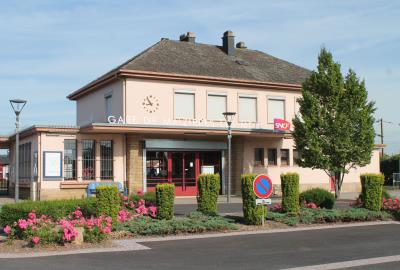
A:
[{"xmin": 256, "ymin": 198, "xmax": 272, "ymax": 205}]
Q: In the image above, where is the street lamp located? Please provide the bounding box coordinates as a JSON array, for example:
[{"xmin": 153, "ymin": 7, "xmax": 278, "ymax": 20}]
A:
[
  {"xmin": 223, "ymin": 111, "xmax": 236, "ymax": 203},
  {"xmin": 10, "ymin": 99, "xmax": 27, "ymax": 202}
]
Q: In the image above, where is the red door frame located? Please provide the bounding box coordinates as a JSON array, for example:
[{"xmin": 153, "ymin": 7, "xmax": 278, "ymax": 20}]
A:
[
  {"xmin": 168, "ymin": 152, "xmax": 199, "ymax": 196},
  {"xmin": 147, "ymin": 151, "xmax": 219, "ymax": 196}
]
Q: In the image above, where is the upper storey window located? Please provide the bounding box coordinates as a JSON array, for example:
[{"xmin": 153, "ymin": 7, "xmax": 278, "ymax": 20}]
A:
[
  {"xmin": 239, "ymin": 95, "xmax": 257, "ymax": 122},
  {"xmin": 207, "ymin": 93, "xmax": 227, "ymax": 120},
  {"xmin": 174, "ymin": 91, "xmax": 195, "ymax": 119},
  {"xmin": 105, "ymin": 93, "xmax": 112, "ymax": 119},
  {"xmin": 267, "ymin": 97, "xmax": 285, "ymax": 123}
]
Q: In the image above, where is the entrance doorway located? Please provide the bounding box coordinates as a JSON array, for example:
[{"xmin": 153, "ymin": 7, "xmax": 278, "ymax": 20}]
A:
[{"xmin": 146, "ymin": 151, "xmax": 222, "ymax": 196}]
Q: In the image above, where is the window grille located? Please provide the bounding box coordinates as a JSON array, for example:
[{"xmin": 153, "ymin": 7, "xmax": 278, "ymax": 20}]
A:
[
  {"xmin": 64, "ymin": 139, "xmax": 77, "ymax": 180},
  {"xmin": 100, "ymin": 140, "xmax": 113, "ymax": 180},
  {"xmin": 82, "ymin": 140, "xmax": 95, "ymax": 180}
]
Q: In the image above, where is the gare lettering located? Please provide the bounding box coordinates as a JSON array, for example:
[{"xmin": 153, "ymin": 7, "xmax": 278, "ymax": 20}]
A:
[{"xmin": 274, "ymin": 118, "xmax": 291, "ymax": 131}]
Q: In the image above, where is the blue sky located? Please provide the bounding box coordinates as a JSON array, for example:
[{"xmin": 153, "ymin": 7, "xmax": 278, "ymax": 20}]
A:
[{"xmin": 0, "ymin": 0, "xmax": 399, "ymax": 153}]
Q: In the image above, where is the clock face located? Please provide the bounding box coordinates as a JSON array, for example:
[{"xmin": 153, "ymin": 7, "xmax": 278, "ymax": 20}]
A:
[{"xmin": 142, "ymin": 95, "xmax": 159, "ymax": 113}]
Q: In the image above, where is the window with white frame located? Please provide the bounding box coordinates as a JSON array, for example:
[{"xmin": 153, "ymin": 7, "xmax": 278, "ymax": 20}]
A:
[
  {"xmin": 105, "ymin": 93, "xmax": 112, "ymax": 119},
  {"xmin": 239, "ymin": 95, "xmax": 257, "ymax": 122},
  {"xmin": 268, "ymin": 97, "xmax": 285, "ymax": 123},
  {"xmin": 174, "ymin": 91, "xmax": 195, "ymax": 119},
  {"xmin": 207, "ymin": 93, "xmax": 227, "ymax": 120}
]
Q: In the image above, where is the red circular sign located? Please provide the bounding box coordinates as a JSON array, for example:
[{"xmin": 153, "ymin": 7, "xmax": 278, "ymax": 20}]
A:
[{"xmin": 253, "ymin": 174, "xmax": 273, "ymax": 199}]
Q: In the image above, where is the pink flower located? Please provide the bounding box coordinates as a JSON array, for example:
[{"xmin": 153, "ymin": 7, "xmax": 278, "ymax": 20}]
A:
[
  {"xmin": 101, "ymin": 227, "xmax": 112, "ymax": 234},
  {"xmin": 18, "ymin": 219, "xmax": 28, "ymax": 229},
  {"xmin": 31, "ymin": 237, "xmax": 40, "ymax": 245},
  {"xmin": 28, "ymin": 212, "xmax": 36, "ymax": 220},
  {"xmin": 135, "ymin": 205, "xmax": 145, "ymax": 214},
  {"xmin": 117, "ymin": 209, "xmax": 130, "ymax": 222},
  {"xmin": 273, "ymin": 203, "xmax": 282, "ymax": 212},
  {"xmin": 137, "ymin": 191, "xmax": 144, "ymax": 196},
  {"xmin": 122, "ymin": 196, "xmax": 129, "ymax": 201},
  {"xmin": 148, "ymin": 206, "xmax": 157, "ymax": 218},
  {"xmin": 3, "ymin": 225, "xmax": 11, "ymax": 235},
  {"xmin": 138, "ymin": 199, "xmax": 145, "ymax": 207},
  {"xmin": 72, "ymin": 208, "xmax": 83, "ymax": 219}
]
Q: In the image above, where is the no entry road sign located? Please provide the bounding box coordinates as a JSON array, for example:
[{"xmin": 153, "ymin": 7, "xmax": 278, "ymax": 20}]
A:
[{"xmin": 253, "ymin": 174, "xmax": 273, "ymax": 199}]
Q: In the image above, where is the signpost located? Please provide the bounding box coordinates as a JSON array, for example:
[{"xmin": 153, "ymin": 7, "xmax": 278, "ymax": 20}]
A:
[{"xmin": 253, "ymin": 174, "xmax": 273, "ymax": 226}]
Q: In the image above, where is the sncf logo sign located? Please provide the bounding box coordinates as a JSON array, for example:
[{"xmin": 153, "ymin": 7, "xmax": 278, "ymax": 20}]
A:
[{"xmin": 274, "ymin": 118, "xmax": 291, "ymax": 131}]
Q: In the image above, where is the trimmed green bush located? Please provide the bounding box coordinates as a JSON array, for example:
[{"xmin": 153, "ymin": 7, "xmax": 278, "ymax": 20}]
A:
[
  {"xmin": 156, "ymin": 184, "xmax": 175, "ymax": 220},
  {"xmin": 129, "ymin": 191, "xmax": 156, "ymax": 205},
  {"xmin": 95, "ymin": 186, "xmax": 120, "ymax": 220},
  {"xmin": 299, "ymin": 188, "xmax": 335, "ymax": 209},
  {"xmin": 361, "ymin": 173, "xmax": 384, "ymax": 211},
  {"xmin": 197, "ymin": 174, "xmax": 220, "ymax": 215},
  {"xmin": 281, "ymin": 173, "xmax": 300, "ymax": 213},
  {"xmin": 241, "ymin": 174, "xmax": 266, "ymax": 225},
  {"xmin": 0, "ymin": 198, "xmax": 96, "ymax": 227}
]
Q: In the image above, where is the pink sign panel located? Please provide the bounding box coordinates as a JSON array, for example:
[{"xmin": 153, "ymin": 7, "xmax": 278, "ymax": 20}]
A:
[{"xmin": 274, "ymin": 118, "xmax": 291, "ymax": 131}]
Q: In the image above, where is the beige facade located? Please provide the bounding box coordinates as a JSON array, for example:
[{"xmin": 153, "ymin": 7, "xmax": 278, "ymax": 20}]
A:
[{"xmin": 1, "ymin": 33, "xmax": 382, "ymax": 200}]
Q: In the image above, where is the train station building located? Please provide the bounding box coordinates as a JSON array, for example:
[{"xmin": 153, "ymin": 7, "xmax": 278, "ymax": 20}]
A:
[{"xmin": 0, "ymin": 31, "xmax": 382, "ymax": 200}]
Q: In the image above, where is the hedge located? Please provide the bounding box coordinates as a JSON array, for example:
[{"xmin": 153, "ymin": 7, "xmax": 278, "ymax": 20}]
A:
[
  {"xmin": 361, "ymin": 173, "xmax": 384, "ymax": 211},
  {"xmin": 197, "ymin": 174, "xmax": 220, "ymax": 215},
  {"xmin": 299, "ymin": 188, "xmax": 335, "ymax": 209},
  {"xmin": 96, "ymin": 186, "xmax": 120, "ymax": 221},
  {"xmin": 0, "ymin": 198, "xmax": 96, "ymax": 227},
  {"xmin": 241, "ymin": 174, "xmax": 265, "ymax": 225},
  {"xmin": 156, "ymin": 184, "xmax": 175, "ymax": 220},
  {"xmin": 281, "ymin": 173, "xmax": 300, "ymax": 213}
]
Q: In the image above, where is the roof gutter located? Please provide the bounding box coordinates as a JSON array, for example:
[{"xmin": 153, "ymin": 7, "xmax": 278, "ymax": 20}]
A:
[{"xmin": 67, "ymin": 69, "xmax": 303, "ymax": 100}]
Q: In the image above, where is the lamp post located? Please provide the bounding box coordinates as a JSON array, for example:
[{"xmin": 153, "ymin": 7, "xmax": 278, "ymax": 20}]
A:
[
  {"xmin": 10, "ymin": 99, "xmax": 27, "ymax": 202},
  {"xmin": 223, "ymin": 112, "xmax": 236, "ymax": 203}
]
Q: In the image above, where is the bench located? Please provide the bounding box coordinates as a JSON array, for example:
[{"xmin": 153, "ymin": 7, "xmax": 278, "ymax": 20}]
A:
[{"xmin": 87, "ymin": 182, "xmax": 123, "ymax": 197}]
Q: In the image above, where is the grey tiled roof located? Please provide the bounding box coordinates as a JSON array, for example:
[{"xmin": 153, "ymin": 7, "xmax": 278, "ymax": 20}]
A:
[
  {"xmin": 69, "ymin": 38, "xmax": 311, "ymax": 99},
  {"xmin": 120, "ymin": 39, "xmax": 311, "ymax": 85}
]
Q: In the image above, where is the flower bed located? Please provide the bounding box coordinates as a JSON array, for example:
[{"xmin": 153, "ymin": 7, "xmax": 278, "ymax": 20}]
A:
[
  {"xmin": 1, "ymin": 196, "xmax": 158, "ymax": 247},
  {"xmin": 114, "ymin": 212, "xmax": 238, "ymax": 236},
  {"xmin": 267, "ymin": 208, "xmax": 391, "ymax": 226}
]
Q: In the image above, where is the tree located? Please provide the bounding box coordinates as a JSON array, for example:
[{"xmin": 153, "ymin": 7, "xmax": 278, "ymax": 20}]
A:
[{"xmin": 293, "ymin": 48, "xmax": 375, "ymax": 199}]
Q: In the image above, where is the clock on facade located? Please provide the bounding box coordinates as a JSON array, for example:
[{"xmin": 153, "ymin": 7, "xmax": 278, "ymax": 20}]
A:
[{"xmin": 142, "ymin": 95, "xmax": 159, "ymax": 113}]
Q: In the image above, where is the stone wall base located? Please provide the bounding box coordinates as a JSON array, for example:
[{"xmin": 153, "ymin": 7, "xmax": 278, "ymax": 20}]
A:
[{"xmin": 39, "ymin": 188, "xmax": 87, "ymax": 200}]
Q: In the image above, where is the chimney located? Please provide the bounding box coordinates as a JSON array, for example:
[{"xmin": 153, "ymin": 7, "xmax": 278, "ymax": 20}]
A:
[
  {"xmin": 179, "ymin": 32, "xmax": 196, "ymax": 43},
  {"xmin": 222, "ymin": 30, "xmax": 235, "ymax": 56}
]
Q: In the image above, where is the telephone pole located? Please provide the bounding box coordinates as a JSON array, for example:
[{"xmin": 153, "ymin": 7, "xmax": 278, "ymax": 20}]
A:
[{"xmin": 376, "ymin": 118, "xmax": 400, "ymax": 157}]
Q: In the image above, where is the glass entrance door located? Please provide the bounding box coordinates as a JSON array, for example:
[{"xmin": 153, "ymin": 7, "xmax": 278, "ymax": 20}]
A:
[
  {"xmin": 170, "ymin": 152, "xmax": 198, "ymax": 196},
  {"xmin": 146, "ymin": 150, "xmax": 221, "ymax": 196}
]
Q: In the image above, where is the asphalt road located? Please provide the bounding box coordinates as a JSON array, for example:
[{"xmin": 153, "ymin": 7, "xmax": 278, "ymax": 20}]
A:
[{"xmin": 1, "ymin": 223, "xmax": 400, "ymax": 270}]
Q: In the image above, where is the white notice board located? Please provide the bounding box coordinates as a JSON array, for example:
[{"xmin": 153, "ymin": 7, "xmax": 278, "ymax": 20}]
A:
[
  {"xmin": 43, "ymin": 151, "xmax": 62, "ymax": 179},
  {"xmin": 201, "ymin": 166, "xmax": 215, "ymax": 174}
]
